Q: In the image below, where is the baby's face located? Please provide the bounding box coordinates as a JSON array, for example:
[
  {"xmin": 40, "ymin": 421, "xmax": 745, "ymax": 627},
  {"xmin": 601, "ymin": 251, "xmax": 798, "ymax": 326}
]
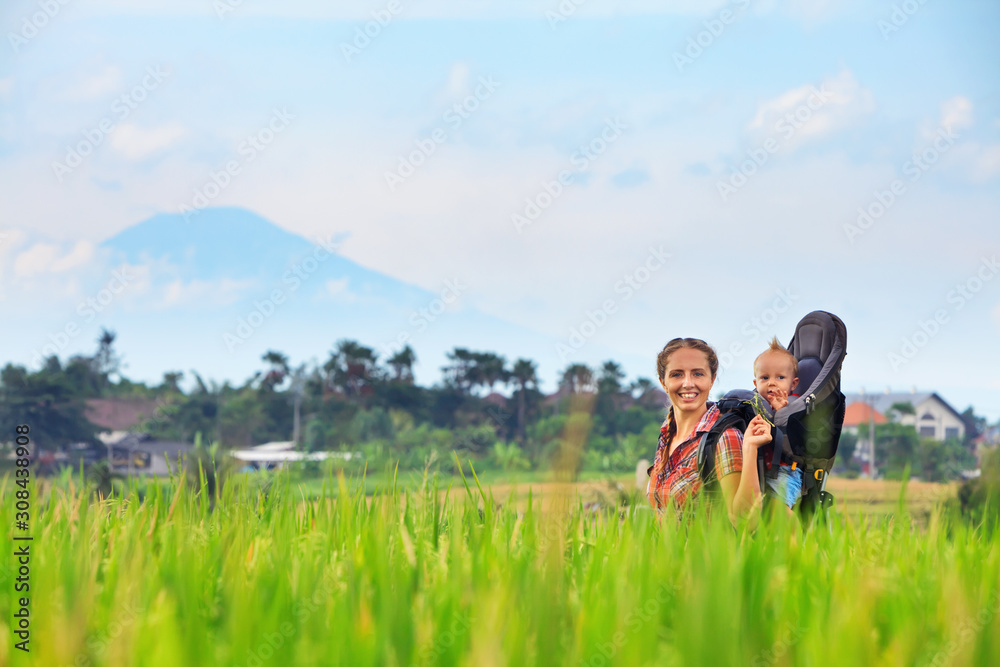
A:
[{"xmin": 753, "ymin": 352, "xmax": 798, "ymax": 403}]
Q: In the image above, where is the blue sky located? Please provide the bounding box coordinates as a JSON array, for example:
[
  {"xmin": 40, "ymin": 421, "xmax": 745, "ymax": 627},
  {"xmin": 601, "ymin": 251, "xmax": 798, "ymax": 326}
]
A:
[{"xmin": 1, "ymin": 0, "xmax": 999, "ymax": 419}]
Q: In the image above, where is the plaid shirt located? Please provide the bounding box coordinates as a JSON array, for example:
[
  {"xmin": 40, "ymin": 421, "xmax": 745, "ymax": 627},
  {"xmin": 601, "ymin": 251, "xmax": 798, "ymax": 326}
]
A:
[{"xmin": 646, "ymin": 403, "xmax": 744, "ymax": 513}]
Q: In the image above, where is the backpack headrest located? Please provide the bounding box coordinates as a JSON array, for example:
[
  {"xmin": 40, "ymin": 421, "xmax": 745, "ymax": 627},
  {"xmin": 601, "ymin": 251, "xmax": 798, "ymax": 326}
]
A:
[{"xmin": 787, "ymin": 311, "xmax": 846, "ymax": 398}]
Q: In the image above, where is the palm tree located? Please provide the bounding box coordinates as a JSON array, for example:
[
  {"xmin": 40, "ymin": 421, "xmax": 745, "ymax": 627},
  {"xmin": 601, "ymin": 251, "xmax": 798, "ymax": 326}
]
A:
[
  {"xmin": 630, "ymin": 377, "xmax": 662, "ymax": 409},
  {"xmin": 597, "ymin": 361, "xmax": 625, "ymax": 395},
  {"xmin": 443, "ymin": 348, "xmax": 480, "ymax": 394},
  {"xmin": 476, "ymin": 352, "xmax": 509, "ymax": 394},
  {"xmin": 595, "ymin": 360, "xmax": 627, "ymax": 428},
  {"xmin": 324, "ymin": 340, "xmax": 379, "ymax": 398},
  {"xmin": 511, "ymin": 358, "xmax": 538, "ymax": 444},
  {"xmin": 559, "ymin": 363, "xmax": 594, "ymax": 394},
  {"xmin": 261, "ymin": 350, "xmax": 290, "ymax": 390},
  {"xmin": 387, "ymin": 345, "xmax": 417, "ymax": 383},
  {"xmin": 91, "ymin": 328, "xmax": 123, "ymax": 393},
  {"xmin": 162, "ymin": 371, "xmax": 184, "ymax": 394}
]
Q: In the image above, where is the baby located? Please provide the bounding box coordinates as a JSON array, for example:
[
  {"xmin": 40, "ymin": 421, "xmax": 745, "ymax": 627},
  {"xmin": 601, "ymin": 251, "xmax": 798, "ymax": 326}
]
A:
[{"xmin": 751, "ymin": 337, "xmax": 802, "ymax": 511}]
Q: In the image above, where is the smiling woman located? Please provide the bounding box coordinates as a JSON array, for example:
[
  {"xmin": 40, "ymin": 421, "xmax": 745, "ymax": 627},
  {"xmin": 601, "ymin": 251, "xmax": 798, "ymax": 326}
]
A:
[{"xmin": 646, "ymin": 337, "xmax": 767, "ymax": 525}]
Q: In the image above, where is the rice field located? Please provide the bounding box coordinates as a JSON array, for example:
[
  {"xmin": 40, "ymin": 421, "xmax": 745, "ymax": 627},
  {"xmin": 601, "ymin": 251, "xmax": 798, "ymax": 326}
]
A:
[{"xmin": 1, "ymin": 465, "xmax": 998, "ymax": 667}]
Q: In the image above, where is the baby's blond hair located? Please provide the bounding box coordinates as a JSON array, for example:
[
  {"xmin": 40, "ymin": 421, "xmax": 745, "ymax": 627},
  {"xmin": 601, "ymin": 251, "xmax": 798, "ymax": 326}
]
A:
[{"xmin": 753, "ymin": 336, "xmax": 799, "ymax": 377}]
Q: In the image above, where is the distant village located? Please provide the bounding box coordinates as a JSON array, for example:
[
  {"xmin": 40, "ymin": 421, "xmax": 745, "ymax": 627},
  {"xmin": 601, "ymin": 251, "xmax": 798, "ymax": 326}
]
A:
[{"xmin": 21, "ymin": 385, "xmax": 999, "ymax": 481}]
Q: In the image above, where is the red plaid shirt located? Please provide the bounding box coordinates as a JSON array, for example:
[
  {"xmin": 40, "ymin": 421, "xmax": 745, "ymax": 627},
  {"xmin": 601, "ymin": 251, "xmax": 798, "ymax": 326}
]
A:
[{"xmin": 646, "ymin": 403, "xmax": 744, "ymax": 512}]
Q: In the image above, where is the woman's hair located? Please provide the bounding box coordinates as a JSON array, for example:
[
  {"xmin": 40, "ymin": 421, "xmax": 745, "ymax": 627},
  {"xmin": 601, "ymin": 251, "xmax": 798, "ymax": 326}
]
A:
[
  {"xmin": 655, "ymin": 337, "xmax": 719, "ymax": 383},
  {"xmin": 650, "ymin": 338, "xmax": 718, "ymax": 485}
]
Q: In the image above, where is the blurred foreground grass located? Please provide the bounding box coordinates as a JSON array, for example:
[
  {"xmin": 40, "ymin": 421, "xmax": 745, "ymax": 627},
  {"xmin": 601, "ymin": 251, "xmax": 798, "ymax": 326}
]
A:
[{"xmin": 1, "ymin": 466, "xmax": 997, "ymax": 666}]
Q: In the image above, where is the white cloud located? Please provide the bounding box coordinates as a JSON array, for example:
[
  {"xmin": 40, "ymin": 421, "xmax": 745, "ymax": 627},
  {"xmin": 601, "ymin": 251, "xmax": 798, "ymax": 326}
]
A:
[
  {"xmin": 445, "ymin": 62, "xmax": 470, "ymax": 98},
  {"xmin": 746, "ymin": 69, "xmax": 875, "ymax": 151},
  {"xmin": 324, "ymin": 277, "xmax": 357, "ymax": 303},
  {"xmin": 110, "ymin": 123, "xmax": 187, "ymax": 160},
  {"xmin": 160, "ymin": 277, "xmax": 254, "ymax": 308},
  {"xmin": 61, "ymin": 66, "xmax": 123, "ymax": 102},
  {"xmin": 973, "ymin": 144, "xmax": 1000, "ymax": 181},
  {"xmin": 0, "ymin": 228, "xmax": 27, "ymax": 255},
  {"xmin": 913, "ymin": 97, "xmax": 1000, "ymax": 183},
  {"xmin": 940, "ymin": 95, "xmax": 973, "ymax": 132},
  {"xmin": 13, "ymin": 241, "xmax": 95, "ymax": 278},
  {"xmin": 918, "ymin": 96, "xmax": 973, "ymax": 145},
  {"xmin": 927, "ymin": 140, "xmax": 1000, "ymax": 184}
]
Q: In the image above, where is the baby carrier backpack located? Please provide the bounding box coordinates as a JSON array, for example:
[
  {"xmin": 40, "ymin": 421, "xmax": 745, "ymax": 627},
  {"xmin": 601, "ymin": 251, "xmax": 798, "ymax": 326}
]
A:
[{"xmin": 697, "ymin": 311, "xmax": 847, "ymax": 516}]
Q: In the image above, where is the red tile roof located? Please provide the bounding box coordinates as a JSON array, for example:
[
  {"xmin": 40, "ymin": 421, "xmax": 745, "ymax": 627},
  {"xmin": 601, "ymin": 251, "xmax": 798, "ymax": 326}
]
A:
[
  {"xmin": 85, "ymin": 398, "xmax": 162, "ymax": 431},
  {"xmin": 843, "ymin": 402, "xmax": 888, "ymax": 427}
]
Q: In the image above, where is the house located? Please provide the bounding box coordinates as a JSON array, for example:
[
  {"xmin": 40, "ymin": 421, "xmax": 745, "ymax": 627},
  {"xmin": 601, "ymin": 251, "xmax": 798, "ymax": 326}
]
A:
[
  {"xmin": 842, "ymin": 402, "xmax": 888, "ymax": 433},
  {"xmin": 842, "ymin": 391, "xmax": 966, "ymax": 442},
  {"xmin": 841, "ymin": 402, "xmax": 888, "ymax": 475},
  {"xmin": 230, "ymin": 441, "xmax": 354, "ymax": 471},
  {"xmin": 108, "ymin": 432, "xmax": 192, "ymax": 476},
  {"xmin": 85, "ymin": 397, "xmax": 162, "ymax": 433}
]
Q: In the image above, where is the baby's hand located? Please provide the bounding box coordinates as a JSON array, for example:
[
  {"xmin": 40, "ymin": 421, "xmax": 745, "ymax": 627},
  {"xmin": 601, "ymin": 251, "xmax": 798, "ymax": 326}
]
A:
[
  {"xmin": 766, "ymin": 387, "xmax": 788, "ymax": 411},
  {"xmin": 742, "ymin": 414, "xmax": 772, "ymax": 449}
]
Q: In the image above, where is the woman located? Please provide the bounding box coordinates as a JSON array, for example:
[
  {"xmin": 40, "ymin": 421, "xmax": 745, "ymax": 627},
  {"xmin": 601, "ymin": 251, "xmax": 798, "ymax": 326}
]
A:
[{"xmin": 646, "ymin": 337, "xmax": 769, "ymax": 526}]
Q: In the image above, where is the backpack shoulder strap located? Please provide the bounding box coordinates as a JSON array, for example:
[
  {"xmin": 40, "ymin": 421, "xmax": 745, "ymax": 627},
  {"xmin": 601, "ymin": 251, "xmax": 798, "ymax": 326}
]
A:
[{"xmin": 696, "ymin": 411, "xmax": 747, "ymax": 491}]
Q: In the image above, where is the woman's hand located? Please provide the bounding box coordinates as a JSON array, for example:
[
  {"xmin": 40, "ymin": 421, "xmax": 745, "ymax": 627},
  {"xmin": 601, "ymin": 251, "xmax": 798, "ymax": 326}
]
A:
[{"xmin": 742, "ymin": 414, "xmax": 772, "ymax": 449}]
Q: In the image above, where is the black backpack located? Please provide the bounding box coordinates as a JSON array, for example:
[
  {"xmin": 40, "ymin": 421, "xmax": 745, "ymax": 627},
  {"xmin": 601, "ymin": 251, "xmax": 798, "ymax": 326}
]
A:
[{"xmin": 697, "ymin": 311, "xmax": 848, "ymax": 516}]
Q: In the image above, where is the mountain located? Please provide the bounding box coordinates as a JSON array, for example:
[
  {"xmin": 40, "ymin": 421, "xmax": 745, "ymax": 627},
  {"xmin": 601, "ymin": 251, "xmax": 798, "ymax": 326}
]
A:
[
  {"xmin": 5, "ymin": 207, "xmax": 641, "ymax": 390},
  {"xmin": 100, "ymin": 207, "xmax": 432, "ymax": 309},
  {"xmin": 76, "ymin": 207, "xmax": 568, "ymax": 387}
]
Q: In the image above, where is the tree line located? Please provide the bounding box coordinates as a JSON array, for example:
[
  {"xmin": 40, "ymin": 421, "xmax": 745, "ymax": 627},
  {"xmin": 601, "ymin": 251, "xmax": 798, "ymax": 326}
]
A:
[
  {"xmin": 0, "ymin": 330, "xmax": 667, "ymax": 473},
  {"xmin": 0, "ymin": 329, "xmax": 992, "ymax": 478}
]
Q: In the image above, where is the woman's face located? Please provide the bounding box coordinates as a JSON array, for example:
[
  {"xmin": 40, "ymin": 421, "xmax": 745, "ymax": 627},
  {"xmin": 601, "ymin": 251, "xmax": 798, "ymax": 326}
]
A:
[{"xmin": 659, "ymin": 347, "xmax": 714, "ymax": 415}]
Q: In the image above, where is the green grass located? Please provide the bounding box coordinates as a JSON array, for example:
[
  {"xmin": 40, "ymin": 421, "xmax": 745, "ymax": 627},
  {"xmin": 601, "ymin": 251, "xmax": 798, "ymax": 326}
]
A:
[{"xmin": 1, "ymin": 465, "xmax": 998, "ymax": 666}]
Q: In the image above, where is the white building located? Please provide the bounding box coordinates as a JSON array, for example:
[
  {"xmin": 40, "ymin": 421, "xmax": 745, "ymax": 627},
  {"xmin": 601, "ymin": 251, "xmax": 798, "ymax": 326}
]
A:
[
  {"xmin": 230, "ymin": 441, "xmax": 356, "ymax": 470},
  {"xmin": 843, "ymin": 391, "xmax": 966, "ymax": 442}
]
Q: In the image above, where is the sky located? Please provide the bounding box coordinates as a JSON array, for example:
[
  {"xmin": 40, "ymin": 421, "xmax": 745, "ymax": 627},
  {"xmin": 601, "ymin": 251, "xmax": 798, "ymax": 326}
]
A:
[{"xmin": 1, "ymin": 0, "xmax": 999, "ymax": 420}]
